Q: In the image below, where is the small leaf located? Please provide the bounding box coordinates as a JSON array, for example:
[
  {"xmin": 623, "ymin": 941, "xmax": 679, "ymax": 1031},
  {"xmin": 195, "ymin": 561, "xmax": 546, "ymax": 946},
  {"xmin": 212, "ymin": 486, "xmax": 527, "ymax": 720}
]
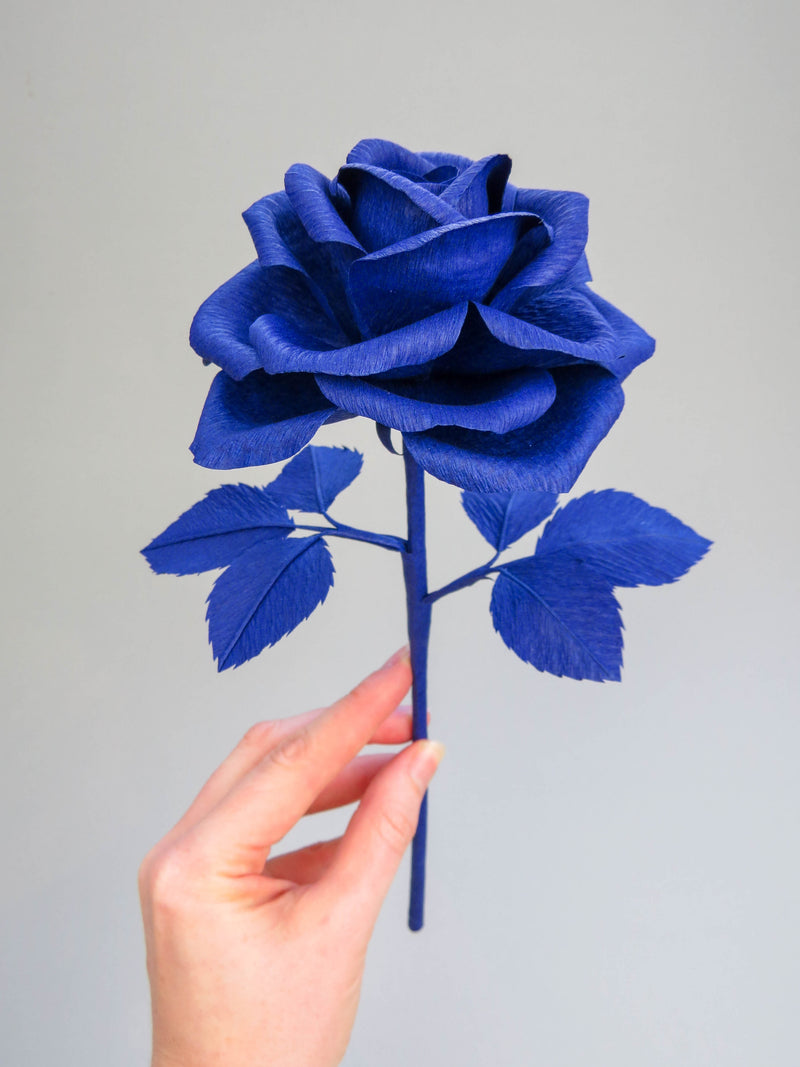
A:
[
  {"xmin": 207, "ymin": 535, "xmax": 334, "ymax": 670},
  {"xmin": 265, "ymin": 446, "xmax": 363, "ymax": 513},
  {"xmin": 490, "ymin": 556, "xmax": 622, "ymax": 681},
  {"xmin": 462, "ymin": 489, "xmax": 558, "ymax": 552},
  {"xmin": 535, "ymin": 490, "xmax": 712, "ymax": 587},
  {"xmin": 142, "ymin": 484, "xmax": 294, "ymax": 575}
]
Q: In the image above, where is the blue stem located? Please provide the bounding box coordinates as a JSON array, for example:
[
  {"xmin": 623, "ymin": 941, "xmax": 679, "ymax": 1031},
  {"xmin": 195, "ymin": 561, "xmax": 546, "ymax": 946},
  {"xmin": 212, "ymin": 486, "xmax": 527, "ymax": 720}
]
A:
[
  {"xmin": 401, "ymin": 449, "xmax": 432, "ymax": 932},
  {"xmin": 296, "ymin": 523, "xmax": 406, "ymax": 553}
]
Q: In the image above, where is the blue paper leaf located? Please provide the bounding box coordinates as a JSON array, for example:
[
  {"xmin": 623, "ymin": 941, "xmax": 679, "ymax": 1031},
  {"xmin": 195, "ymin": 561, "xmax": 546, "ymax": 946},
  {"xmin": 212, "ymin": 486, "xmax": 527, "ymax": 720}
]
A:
[
  {"xmin": 535, "ymin": 490, "xmax": 712, "ymax": 587},
  {"xmin": 142, "ymin": 485, "xmax": 294, "ymax": 575},
  {"xmin": 265, "ymin": 446, "xmax": 363, "ymax": 513},
  {"xmin": 461, "ymin": 489, "xmax": 558, "ymax": 552},
  {"xmin": 207, "ymin": 535, "xmax": 334, "ymax": 670},
  {"xmin": 490, "ymin": 556, "xmax": 623, "ymax": 681}
]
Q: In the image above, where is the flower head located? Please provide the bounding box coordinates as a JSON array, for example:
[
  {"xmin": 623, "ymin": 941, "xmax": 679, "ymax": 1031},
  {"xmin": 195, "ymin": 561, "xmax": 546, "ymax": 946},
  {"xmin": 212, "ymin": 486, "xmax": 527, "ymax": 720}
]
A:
[{"xmin": 189, "ymin": 139, "xmax": 654, "ymax": 492}]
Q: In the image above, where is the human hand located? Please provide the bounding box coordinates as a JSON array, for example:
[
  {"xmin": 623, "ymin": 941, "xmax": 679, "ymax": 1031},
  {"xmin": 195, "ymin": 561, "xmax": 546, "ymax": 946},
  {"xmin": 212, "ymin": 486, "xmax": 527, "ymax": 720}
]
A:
[{"xmin": 138, "ymin": 648, "xmax": 443, "ymax": 1067}]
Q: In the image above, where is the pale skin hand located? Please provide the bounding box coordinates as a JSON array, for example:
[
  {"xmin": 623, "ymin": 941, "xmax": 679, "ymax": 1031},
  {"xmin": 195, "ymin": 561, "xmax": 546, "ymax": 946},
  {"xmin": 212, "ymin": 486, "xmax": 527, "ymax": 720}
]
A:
[{"xmin": 138, "ymin": 648, "xmax": 443, "ymax": 1067}]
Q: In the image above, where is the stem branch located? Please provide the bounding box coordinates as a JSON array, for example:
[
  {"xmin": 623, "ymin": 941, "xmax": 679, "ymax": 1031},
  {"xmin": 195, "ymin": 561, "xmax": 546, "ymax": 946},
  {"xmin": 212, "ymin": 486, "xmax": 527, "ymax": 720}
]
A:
[
  {"xmin": 424, "ymin": 562, "xmax": 499, "ymax": 604},
  {"xmin": 296, "ymin": 524, "xmax": 406, "ymax": 553}
]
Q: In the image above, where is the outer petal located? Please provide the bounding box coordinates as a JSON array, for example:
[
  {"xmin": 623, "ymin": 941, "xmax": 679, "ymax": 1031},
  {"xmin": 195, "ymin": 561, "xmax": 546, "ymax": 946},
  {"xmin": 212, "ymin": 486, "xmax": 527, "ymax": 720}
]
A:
[
  {"xmin": 476, "ymin": 293, "xmax": 650, "ymax": 378},
  {"xmin": 404, "ymin": 366, "xmax": 625, "ymax": 493},
  {"xmin": 314, "ymin": 367, "xmax": 556, "ymax": 433},
  {"xmin": 581, "ymin": 289, "xmax": 656, "ymax": 379},
  {"xmin": 338, "ymin": 163, "xmax": 463, "ymax": 252},
  {"xmin": 242, "ymin": 191, "xmax": 309, "ymax": 274},
  {"xmin": 283, "ymin": 164, "xmax": 363, "ymax": 250},
  {"xmin": 243, "ymin": 190, "xmax": 359, "ymax": 336},
  {"xmin": 189, "ymin": 262, "xmax": 271, "ymax": 380},
  {"xmin": 249, "ymin": 303, "xmax": 469, "ymax": 376},
  {"xmin": 491, "ymin": 189, "xmax": 590, "ymax": 305},
  {"xmin": 417, "ymin": 302, "xmax": 563, "ymax": 377},
  {"xmin": 190, "ymin": 370, "xmax": 337, "ymax": 469},
  {"xmin": 348, "ymin": 213, "xmax": 544, "ymax": 337},
  {"xmin": 439, "ymin": 154, "xmax": 512, "ymax": 217}
]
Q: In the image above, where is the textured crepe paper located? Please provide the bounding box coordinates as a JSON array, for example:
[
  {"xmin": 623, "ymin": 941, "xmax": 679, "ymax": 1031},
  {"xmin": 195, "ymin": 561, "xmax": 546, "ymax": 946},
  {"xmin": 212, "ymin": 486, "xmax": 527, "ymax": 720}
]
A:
[
  {"xmin": 143, "ymin": 140, "xmax": 710, "ymax": 930},
  {"xmin": 187, "ymin": 138, "xmax": 654, "ymax": 490}
]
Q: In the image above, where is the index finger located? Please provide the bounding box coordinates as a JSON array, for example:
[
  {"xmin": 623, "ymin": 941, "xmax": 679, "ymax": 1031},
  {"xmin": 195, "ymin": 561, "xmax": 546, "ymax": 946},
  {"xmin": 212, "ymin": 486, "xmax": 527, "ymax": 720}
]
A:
[{"xmin": 188, "ymin": 647, "xmax": 412, "ymax": 876}]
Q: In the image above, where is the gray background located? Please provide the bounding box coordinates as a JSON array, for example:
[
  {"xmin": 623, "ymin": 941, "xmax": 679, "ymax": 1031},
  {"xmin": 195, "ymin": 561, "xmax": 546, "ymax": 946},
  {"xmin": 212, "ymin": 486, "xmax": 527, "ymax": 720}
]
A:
[{"xmin": 3, "ymin": 0, "xmax": 798, "ymax": 1063}]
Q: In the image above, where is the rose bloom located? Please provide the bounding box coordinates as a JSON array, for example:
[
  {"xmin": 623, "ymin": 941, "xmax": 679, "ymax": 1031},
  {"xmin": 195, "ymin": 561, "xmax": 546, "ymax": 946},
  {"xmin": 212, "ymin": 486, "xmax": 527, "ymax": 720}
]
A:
[{"xmin": 189, "ymin": 139, "xmax": 654, "ymax": 492}]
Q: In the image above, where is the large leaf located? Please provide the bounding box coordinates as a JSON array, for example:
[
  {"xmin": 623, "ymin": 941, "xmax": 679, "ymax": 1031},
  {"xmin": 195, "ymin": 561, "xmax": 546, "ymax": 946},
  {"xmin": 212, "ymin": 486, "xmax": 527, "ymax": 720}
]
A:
[
  {"xmin": 265, "ymin": 446, "xmax": 363, "ymax": 513},
  {"xmin": 207, "ymin": 535, "xmax": 334, "ymax": 670},
  {"xmin": 535, "ymin": 490, "xmax": 711, "ymax": 587},
  {"xmin": 490, "ymin": 556, "xmax": 622, "ymax": 681},
  {"xmin": 461, "ymin": 489, "xmax": 558, "ymax": 552},
  {"xmin": 142, "ymin": 484, "xmax": 294, "ymax": 575}
]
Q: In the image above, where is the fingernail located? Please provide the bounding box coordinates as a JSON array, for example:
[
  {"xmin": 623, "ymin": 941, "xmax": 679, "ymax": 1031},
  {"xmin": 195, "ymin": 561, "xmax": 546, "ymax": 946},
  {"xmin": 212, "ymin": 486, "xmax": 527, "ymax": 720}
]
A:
[
  {"xmin": 409, "ymin": 740, "xmax": 445, "ymax": 789},
  {"xmin": 382, "ymin": 644, "xmax": 410, "ymax": 670}
]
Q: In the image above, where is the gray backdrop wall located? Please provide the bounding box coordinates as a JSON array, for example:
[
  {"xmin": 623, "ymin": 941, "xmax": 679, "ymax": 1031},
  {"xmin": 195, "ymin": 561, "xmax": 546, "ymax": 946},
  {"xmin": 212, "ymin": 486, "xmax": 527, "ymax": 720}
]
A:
[{"xmin": 3, "ymin": 1, "xmax": 798, "ymax": 1063}]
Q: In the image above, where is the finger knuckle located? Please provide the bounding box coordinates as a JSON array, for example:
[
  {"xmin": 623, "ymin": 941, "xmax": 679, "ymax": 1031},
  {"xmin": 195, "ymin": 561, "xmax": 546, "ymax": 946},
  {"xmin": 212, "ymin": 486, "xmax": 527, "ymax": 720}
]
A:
[
  {"xmin": 137, "ymin": 850, "xmax": 158, "ymax": 897},
  {"xmin": 270, "ymin": 726, "xmax": 312, "ymax": 770},
  {"xmin": 242, "ymin": 720, "xmax": 277, "ymax": 748},
  {"xmin": 376, "ymin": 803, "xmax": 416, "ymax": 854},
  {"xmin": 141, "ymin": 849, "xmax": 191, "ymax": 912}
]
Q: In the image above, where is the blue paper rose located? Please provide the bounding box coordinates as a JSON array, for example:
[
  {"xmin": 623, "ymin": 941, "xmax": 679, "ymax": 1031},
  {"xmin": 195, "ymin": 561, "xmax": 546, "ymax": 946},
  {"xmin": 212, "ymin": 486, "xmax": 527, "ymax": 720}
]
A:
[{"xmin": 189, "ymin": 139, "xmax": 655, "ymax": 492}]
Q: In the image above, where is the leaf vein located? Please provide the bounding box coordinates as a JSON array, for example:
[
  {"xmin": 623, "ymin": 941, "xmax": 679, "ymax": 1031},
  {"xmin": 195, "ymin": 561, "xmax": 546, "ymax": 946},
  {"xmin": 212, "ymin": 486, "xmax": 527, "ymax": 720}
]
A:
[
  {"xmin": 218, "ymin": 536, "xmax": 323, "ymax": 669},
  {"xmin": 499, "ymin": 568, "xmax": 613, "ymax": 678}
]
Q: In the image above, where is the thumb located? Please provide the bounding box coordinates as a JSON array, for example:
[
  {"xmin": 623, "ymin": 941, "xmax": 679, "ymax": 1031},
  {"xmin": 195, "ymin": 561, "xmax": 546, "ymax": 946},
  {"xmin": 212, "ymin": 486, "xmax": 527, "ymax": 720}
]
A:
[{"xmin": 316, "ymin": 739, "xmax": 444, "ymax": 928}]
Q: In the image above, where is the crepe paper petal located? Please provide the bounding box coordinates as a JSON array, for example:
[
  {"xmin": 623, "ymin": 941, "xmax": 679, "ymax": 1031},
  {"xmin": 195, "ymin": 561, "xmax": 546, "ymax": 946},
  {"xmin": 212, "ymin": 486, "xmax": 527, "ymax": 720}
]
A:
[
  {"xmin": 338, "ymin": 163, "xmax": 463, "ymax": 253},
  {"xmin": 489, "ymin": 251, "xmax": 594, "ymax": 312},
  {"xmin": 536, "ymin": 490, "xmax": 712, "ymax": 587},
  {"xmin": 484, "ymin": 221, "xmax": 553, "ymax": 304},
  {"xmin": 346, "ymin": 138, "xmax": 437, "ymax": 176},
  {"xmin": 207, "ymin": 535, "xmax": 334, "ymax": 670},
  {"xmin": 420, "ymin": 148, "xmax": 477, "ymax": 174},
  {"xmin": 315, "ymin": 367, "xmax": 556, "ymax": 434},
  {"xmin": 476, "ymin": 298, "xmax": 647, "ymax": 379},
  {"xmin": 511, "ymin": 287, "xmax": 616, "ymax": 343},
  {"xmin": 490, "ymin": 189, "xmax": 589, "ymax": 300},
  {"xmin": 491, "ymin": 556, "xmax": 623, "ymax": 681},
  {"xmin": 461, "ymin": 490, "xmax": 558, "ymax": 552},
  {"xmin": 403, "ymin": 366, "xmax": 624, "ymax": 493},
  {"xmin": 142, "ymin": 485, "xmax": 295, "ymax": 575},
  {"xmin": 346, "ymin": 139, "xmax": 472, "ymax": 181},
  {"xmin": 243, "ymin": 191, "xmax": 313, "ymax": 274},
  {"xmin": 414, "ymin": 303, "xmax": 553, "ymax": 378},
  {"xmin": 250, "ymin": 302, "xmax": 470, "ymax": 376},
  {"xmin": 348, "ymin": 214, "xmax": 544, "ymax": 337},
  {"xmin": 243, "ymin": 191, "xmax": 359, "ymax": 337},
  {"xmin": 559, "ymin": 252, "xmax": 592, "ymax": 288},
  {"xmin": 189, "ymin": 260, "xmax": 350, "ymax": 381},
  {"xmin": 501, "ymin": 181, "xmax": 520, "ymax": 214},
  {"xmin": 284, "ymin": 164, "xmax": 363, "ymax": 250},
  {"xmin": 440, "ymin": 154, "xmax": 512, "ymax": 217},
  {"xmin": 419, "ymin": 166, "xmax": 459, "ymax": 185},
  {"xmin": 190, "ymin": 370, "xmax": 336, "ymax": 470},
  {"xmin": 189, "ymin": 262, "xmax": 273, "ymax": 381},
  {"xmin": 581, "ymin": 290, "xmax": 656, "ymax": 381},
  {"xmin": 265, "ymin": 445, "xmax": 363, "ymax": 513}
]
